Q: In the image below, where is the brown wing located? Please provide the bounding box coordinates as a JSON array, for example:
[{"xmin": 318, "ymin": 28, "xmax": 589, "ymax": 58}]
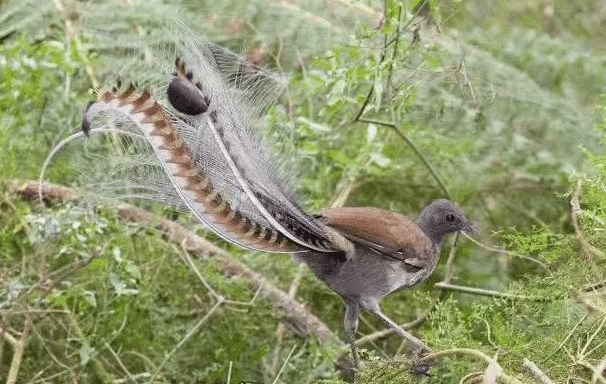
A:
[{"xmin": 318, "ymin": 207, "xmax": 432, "ymax": 264}]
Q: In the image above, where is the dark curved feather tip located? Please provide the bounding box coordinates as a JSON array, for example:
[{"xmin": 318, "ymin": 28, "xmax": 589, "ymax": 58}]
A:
[
  {"xmin": 81, "ymin": 100, "xmax": 95, "ymax": 137},
  {"xmin": 167, "ymin": 77, "xmax": 209, "ymax": 115}
]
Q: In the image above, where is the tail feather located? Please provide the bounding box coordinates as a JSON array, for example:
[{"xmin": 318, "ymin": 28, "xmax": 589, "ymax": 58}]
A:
[
  {"xmin": 43, "ymin": 25, "xmax": 355, "ymax": 258},
  {"xmin": 168, "ymin": 57, "xmax": 353, "ymax": 256},
  {"xmin": 82, "ymin": 85, "xmax": 300, "ymax": 253}
]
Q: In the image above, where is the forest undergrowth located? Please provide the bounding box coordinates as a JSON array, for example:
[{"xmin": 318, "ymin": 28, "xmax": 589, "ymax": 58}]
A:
[{"xmin": 0, "ymin": 0, "xmax": 605, "ymax": 383}]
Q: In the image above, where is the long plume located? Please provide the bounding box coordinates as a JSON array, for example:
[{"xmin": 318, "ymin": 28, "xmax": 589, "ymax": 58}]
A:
[{"xmin": 40, "ymin": 21, "xmax": 354, "ymax": 258}]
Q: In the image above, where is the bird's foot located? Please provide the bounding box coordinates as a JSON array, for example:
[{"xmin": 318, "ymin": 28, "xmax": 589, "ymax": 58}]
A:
[{"xmin": 411, "ymin": 346, "xmax": 434, "ymax": 377}]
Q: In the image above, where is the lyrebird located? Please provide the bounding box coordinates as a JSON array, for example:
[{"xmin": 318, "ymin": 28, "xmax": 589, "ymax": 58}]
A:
[{"xmin": 49, "ymin": 33, "xmax": 476, "ymax": 376}]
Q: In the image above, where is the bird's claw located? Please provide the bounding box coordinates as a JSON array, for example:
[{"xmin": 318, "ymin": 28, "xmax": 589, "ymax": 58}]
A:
[{"xmin": 410, "ymin": 346, "xmax": 434, "ymax": 376}]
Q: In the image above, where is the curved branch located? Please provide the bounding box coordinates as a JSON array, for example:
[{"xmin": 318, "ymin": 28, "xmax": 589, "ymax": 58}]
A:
[{"xmin": 10, "ymin": 180, "xmax": 344, "ymax": 347}]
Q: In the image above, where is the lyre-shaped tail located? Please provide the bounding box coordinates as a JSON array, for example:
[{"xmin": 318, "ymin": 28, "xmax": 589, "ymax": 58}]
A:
[
  {"xmin": 48, "ymin": 32, "xmax": 354, "ymax": 258},
  {"xmin": 81, "ymin": 84, "xmax": 301, "ymax": 253}
]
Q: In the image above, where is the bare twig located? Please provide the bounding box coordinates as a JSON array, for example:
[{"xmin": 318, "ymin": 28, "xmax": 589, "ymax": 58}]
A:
[
  {"xmin": 12, "ymin": 180, "xmax": 347, "ymax": 347},
  {"xmin": 105, "ymin": 343, "xmax": 137, "ymax": 384},
  {"xmin": 459, "ymin": 371, "xmax": 484, "ymax": 384},
  {"xmin": 0, "ymin": 324, "xmax": 18, "ymax": 347},
  {"xmin": 460, "ymin": 232, "xmax": 550, "ymax": 273},
  {"xmin": 418, "ymin": 348, "xmax": 523, "ymax": 384},
  {"xmin": 150, "ymin": 299, "xmax": 224, "ymax": 382},
  {"xmin": 583, "ymin": 280, "xmax": 606, "ymax": 292},
  {"xmin": 226, "ymin": 361, "xmax": 233, "ymax": 384},
  {"xmin": 593, "ymin": 358, "xmax": 606, "ymax": 384},
  {"xmin": 542, "ymin": 314, "xmax": 588, "ymax": 363},
  {"xmin": 6, "ymin": 315, "xmax": 32, "ymax": 384},
  {"xmin": 357, "ymin": 117, "xmax": 450, "ymax": 198},
  {"xmin": 522, "ymin": 358, "xmax": 554, "ymax": 384},
  {"xmin": 435, "ymin": 282, "xmax": 551, "ymax": 302},
  {"xmin": 271, "ymin": 344, "xmax": 297, "ymax": 384},
  {"xmin": 354, "ymin": 315, "xmax": 425, "ymax": 347}
]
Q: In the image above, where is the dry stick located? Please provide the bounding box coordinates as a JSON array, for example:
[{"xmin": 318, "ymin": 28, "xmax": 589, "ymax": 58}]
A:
[
  {"xmin": 459, "ymin": 371, "xmax": 484, "ymax": 384},
  {"xmin": 0, "ymin": 325, "xmax": 18, "ymax": 347},
  {"xmin": 571, "ymin": 180, "xmax": 604, "ymax": 260},
  {"xmin": 434, "ymin": 282, "xmax": 550, "ymax": 302},
  {"xmin": 593, "ymin": 358, "xmax": 606, "ymax": 384},
  {"xmin": 460, "ymin": 232, "xmax": 550, "ymax": 273},
  {"xmin": 5, "ymin": 315, "xmax": 32, "ymax": 384},
  {"xmin": 11, "ymin": 180, "xmax": 348, "ymax": 348},
  {"xmin": 583, "ymin": 280, "xmax": 606, "ymax": 292},
  {"xmin": 271, "ymin": 344, "xmax": 297, "ymax": 384},
  {"xmin": 354, "ymin": 316, "xmax": 425, "ymax": 347},
  {"xmin": 358, "ymin": 117, "xmax": 450, "ymax": 197},
  {"xmin": 149, "ymin": 299, "xmax": 224, "ymax": 383},
  {"xmin": 522, "ymin": 358, "xmax": 554, "ymax": 384},
  {"xmin": 226, "ymin": 361, "xmax": 233, "ymax": 384},
  {"xmin": 418, "ymin": 348, "xmax": 523, "ymax": 384},
  {"xmin": 542, "ymin": 314, "xmax": 588, "ymax": 363},
  {"xmin": 105, "ymin": 343, "xmax": 137, "ymax": 384}
]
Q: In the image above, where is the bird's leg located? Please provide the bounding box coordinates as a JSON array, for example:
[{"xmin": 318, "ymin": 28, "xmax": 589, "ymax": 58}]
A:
[
  {"xmin": 344, "ymin": 301, "xmax": 360, "ymax": 370},
  {"xmin": 363, "ymin": 302, "xmax": 431, "ymax": 353},
  {"xmin": 363, "ymin": 302, "xmax": 433, "ymax": 375}
]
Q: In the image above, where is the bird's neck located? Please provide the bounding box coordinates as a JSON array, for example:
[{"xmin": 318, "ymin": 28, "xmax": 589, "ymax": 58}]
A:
[{"xmin": 415, "ymin": 216, "xmax": 444, "ymax": 248}]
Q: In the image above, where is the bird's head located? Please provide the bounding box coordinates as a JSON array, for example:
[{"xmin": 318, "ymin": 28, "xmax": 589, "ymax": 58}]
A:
[{"xmin": 416, "ymin": 199, "xmax": 477, "ymax": 245}]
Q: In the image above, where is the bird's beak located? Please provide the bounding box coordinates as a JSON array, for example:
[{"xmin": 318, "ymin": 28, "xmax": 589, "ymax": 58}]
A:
[{"xmin": 462, "ymin": 222, "xmax": 478, "ymax": 236}]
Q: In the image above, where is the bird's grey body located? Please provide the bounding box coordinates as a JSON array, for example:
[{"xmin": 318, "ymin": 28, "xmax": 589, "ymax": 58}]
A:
[
  {"xmin": 296, "ymin": 201, "xmax": 476, "ymax": 370},
  {"xmin": 297, "ymin": 242, "xmax": 439, "ymax": 306}
]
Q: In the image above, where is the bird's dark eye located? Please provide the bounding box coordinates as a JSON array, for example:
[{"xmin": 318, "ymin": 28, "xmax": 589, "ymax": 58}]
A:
[{"xmin": 446, "ymin": 213, "xmax": 456, "ymax": 222}]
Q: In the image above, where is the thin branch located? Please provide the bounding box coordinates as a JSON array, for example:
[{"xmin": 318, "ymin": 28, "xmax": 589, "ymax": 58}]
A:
[
  {"xmin": 418, "ymin": 349, "xmax": 523, "ymax": 384},
  {"xmin": 419, "ymin": 347, "xmax": 494, "ymax": 365},
  {"xmin": 435, "ymin": 282, "xmax": 552, "ymax": 302},
  {"xmin": 385, "ymin": 4, "xmax": 403, "ymax": 96},
  {"xmin": 593, "ymin": 358, "xmax": 606, "ymax": 384},
  {"xmin": 542, "ymin": 314, "xmax": 588, "ymax": 363},
  {"xmin": 460, "ymin": 232, "xmax": 551, "ymax": 273},
  {"xmin": 226, "ymin": 361, "xmax": 233, "ymax": 384},
  {"xmin": 357, "ymin": 117, "xmax": 450, "ymax": 198},
  {"xmin": 105, "ymin": 343, "xmax": 137, "ymax": 384},
  {"xmin": 150, "ymin": 298, "xmax": 223, "ymax": 382},
  {"xmin": 583, "ymin": 280, "xmax": 606, "ymax": 292},
  {"xmin": 353, "ymin": 76, "xmax": 377, "ymax": 122},
  {"xmin": 522, "ymin": 358, "xmax": 554, "ymax": 384},
  {"xmin": 271, "ymin": 344, "xmax": 297, "ymax": 384},
  {"xmin": 459, "ymin": 371, "xmax": 484, "ymax": 384},
  {"xmin": 6, "ymin": 315, "xmax": 32, "ymax": 384},
  {"xmin": 0, "ymin": 325, "xmax": 18, "ymax": 347},
  {"xmin": 443, "ymin": 233, "xmax": 460, "ymax": 283},
  {"xmin": 354, "ymin": 315, "xmax": 425, "ymax": 347}
]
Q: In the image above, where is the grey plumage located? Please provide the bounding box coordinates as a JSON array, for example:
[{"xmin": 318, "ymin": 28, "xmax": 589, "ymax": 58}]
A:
[{"xmin": 299, "ymin": 201, "xmax": 475, "ymax": 369}]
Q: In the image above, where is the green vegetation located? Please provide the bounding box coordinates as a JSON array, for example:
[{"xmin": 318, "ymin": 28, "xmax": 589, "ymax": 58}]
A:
[{"xmin": 0, "ymin": 0, "xmax": 605, "ymax": 383}]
